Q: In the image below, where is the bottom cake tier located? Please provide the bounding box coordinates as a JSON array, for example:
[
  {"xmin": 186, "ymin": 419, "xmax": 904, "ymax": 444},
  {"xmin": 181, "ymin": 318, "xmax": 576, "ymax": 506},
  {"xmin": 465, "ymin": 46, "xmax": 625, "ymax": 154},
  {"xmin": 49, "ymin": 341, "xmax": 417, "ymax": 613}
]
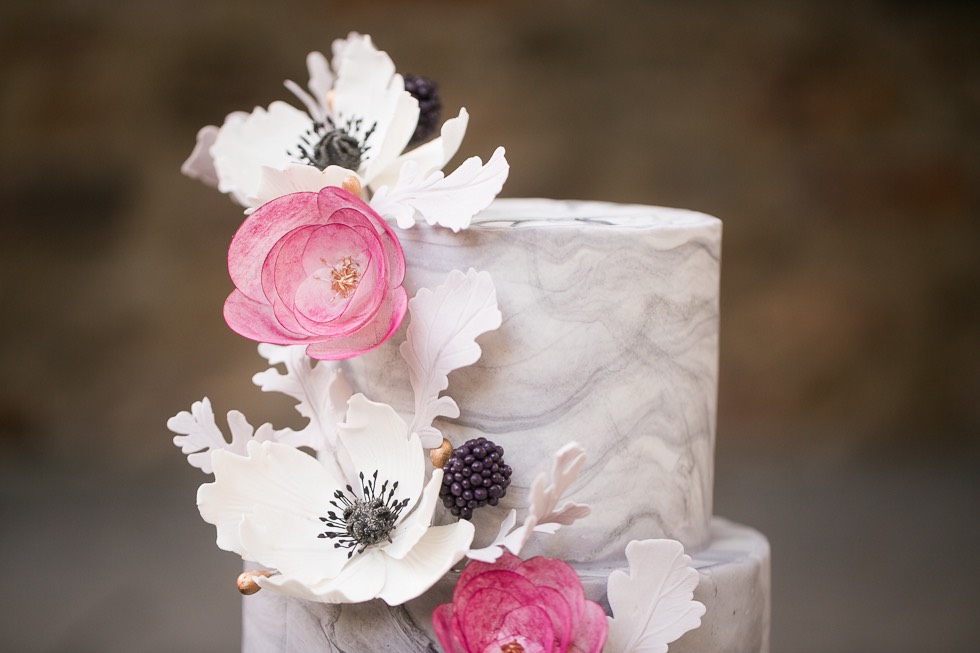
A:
[{"xmin": 241, "ymin": 518, "xmax": 770, "ymax": 653}]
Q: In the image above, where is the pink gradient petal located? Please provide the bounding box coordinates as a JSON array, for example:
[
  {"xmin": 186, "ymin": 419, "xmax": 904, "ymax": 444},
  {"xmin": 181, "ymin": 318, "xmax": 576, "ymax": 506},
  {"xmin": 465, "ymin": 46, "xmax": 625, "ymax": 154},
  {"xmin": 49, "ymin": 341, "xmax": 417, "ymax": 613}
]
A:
[
  {"xmin": 432, "ymin": 603, "xmax": 466, "ymax": 653},
  {"xmin": 517, "ymin": 555, "xmax": 587, "ymax": 622},
  {"xmin": 567, "ymin": 601, "xmax": 608, "ymax": 653},
  {"xmin": 494, "ymin": 606, "xmax": 557, "ymax": 652},
  {"xmin": 228, "ymin": 192, "xmax": 321, "ymax": 300},
  {"xmin": 223, "ymin": 290, "xmax": 312, "ymax": 344},
  {"xmin": 291, "ymin": 224, "xmax": 386, "ymax": 331},
  {"xmin": 303, "ymin": 285, "xmax": 407, "ymax": 360},
  {"xmin": 317, "ymin": 192, "xmax": 405, "ymax": 287},
  {"xmin": 458, "ymin": 587, "xmax": 532, "ymax": 652}
]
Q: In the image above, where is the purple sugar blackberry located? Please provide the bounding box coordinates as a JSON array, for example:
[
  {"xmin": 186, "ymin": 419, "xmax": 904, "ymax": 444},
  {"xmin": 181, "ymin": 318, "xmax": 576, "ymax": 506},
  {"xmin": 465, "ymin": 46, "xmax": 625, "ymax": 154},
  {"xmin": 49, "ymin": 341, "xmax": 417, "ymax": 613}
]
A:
[
  {"xmin": 438, "ymin": 436, "xmax": 511, "ymax": 520},
  {"xmin": 403, "ymin": 74, "xmax": 442, "ymax": 146}
]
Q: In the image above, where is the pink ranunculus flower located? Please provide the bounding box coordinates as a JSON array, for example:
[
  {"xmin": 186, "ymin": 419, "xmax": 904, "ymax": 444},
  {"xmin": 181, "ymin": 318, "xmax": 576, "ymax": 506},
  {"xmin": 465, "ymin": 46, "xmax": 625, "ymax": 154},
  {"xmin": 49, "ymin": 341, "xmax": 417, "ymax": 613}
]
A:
[
  {"xmin": 433, "ymin": 553, "xmax": 608, "ymax": 653},
  {"xmin": 223, "ymin": 186, "xmax": 407, "ymax": 360}
]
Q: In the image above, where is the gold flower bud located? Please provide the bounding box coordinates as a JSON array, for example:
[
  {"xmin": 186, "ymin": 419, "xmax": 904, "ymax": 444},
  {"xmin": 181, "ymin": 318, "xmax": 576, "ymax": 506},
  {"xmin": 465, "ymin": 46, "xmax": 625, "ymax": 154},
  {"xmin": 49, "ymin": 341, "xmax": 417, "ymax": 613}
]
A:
[
  {"xmin": 236, "ymin": 569, "xmax": 275, "ymax": 595},
  {"xmin": 341, "ymin": 175, "xmax": 362, "ymax": 197},
  {"xmin": 430, "ymin": 438, "xmax": 453, "ymax": 469}
]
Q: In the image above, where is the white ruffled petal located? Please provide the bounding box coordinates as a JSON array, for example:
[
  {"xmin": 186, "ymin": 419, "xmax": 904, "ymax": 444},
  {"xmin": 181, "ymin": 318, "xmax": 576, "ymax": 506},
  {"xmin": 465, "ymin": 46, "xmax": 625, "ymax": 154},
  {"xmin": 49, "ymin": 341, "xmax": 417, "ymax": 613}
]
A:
[
  {"xmin": 260, "ymin": 548, "xmax": 387, "ymax": 603},
  {"xmin": 374, "ymin": 107, "xmax": 470, "ymax": 189},
  {"xmin": 337, "ymin": 395, "xmax": 424, "ymax": 511},
  {"xmin": 239, "ymin": 500, "xmax": 350, "ymax": 586},
  {"xmin": 197, "ymin": 441, "xmax": 339, "ymax": 559},
  {"xmin": 376, "ymin": 521, "xmax": 475, "ymax": 606},
  {"xmin": 383, "ymin": 469, "xmax": 444, "ymax": 560},
  {"xmin": 211, "ymin": 101, "xmax": 312, "ymax": 205},
  {"xmin": 361, "ymin": 87, "xmax": 419, "ymax": 186},
  {"xmin": 249, "ymin": 164, "xmax": 360, "ymax": 207}
]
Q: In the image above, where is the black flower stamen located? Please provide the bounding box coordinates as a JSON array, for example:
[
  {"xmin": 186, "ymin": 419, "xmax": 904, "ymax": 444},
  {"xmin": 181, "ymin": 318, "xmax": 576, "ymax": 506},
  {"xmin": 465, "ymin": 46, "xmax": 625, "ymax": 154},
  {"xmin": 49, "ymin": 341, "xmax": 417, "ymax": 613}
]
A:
[
  {"xmin": 318, "ymin": 469, "xmax": 410, "ymax": 558},
  {"xmin": 291, "ymin": 117, "xmax": 377, "ymax": 172}
]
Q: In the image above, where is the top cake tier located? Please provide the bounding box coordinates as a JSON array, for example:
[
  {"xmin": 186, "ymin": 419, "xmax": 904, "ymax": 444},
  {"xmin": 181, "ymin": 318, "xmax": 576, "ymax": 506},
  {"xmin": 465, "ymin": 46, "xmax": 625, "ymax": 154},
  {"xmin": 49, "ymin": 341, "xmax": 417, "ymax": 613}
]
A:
[{"xmin": 344, "ymin": 198, "xmax": 722, "ymax": 561}]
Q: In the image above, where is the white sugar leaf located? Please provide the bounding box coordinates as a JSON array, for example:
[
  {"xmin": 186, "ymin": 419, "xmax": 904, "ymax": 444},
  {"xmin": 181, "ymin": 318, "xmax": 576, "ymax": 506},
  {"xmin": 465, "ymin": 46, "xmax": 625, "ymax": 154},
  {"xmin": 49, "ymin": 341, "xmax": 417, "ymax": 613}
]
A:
[
  {"xmin": 370, "ymin": 146, "xmax": 509, "ymax": 232},
  {"xmin": 483, "ymin": 443, "xmax": 592, "ymax": 557},
  {"xmin": 399, "ymin": 269, "xmax": 501, "ymax": 448},
  {"xmin": 253, "ymin": 344, "xmax": 353, "ymax": 454},
  {"xmin": 465, "ymin": 509, "xmax": 517, "ymax": 562},
  {"xmin": 605, "ymin": 539, "xmax": 706, "ymax": 653},
  {"xmin": 168, "ymin": 399, "xmax": 276, "ymax": 474}
]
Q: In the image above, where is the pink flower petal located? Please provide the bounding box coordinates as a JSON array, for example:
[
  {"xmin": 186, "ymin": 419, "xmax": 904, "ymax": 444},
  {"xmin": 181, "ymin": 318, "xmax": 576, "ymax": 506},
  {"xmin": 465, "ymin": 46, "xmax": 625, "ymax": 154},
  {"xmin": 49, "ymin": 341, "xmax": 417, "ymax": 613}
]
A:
[
  {"xmin": 228, "ymin": 192, "xmax": 321, "ymax": 301},
  {"xmin": 317, "ymin": 191, "xmax": 405, "ymax": 287},
  {"xmin": 517, "ymin": 555, "xmax": 587, "ymax": 623},
  {"xmin": 494, "ymin": 606, "xmax": 557, "ymax": 652},
  {"xmin": 303, "ymin": 285, "xmax": 407, "ymax": 360},
  {"xmin": 432, "ymin": 603, "xmax": 467, "ymax": 653},
  {"xmin": 223, "ymin": 290, "xmax": 312, "ymax": 344},
  {"xmin": 566, "ymin": 601, "xmax": 608, "ymax": 653}
]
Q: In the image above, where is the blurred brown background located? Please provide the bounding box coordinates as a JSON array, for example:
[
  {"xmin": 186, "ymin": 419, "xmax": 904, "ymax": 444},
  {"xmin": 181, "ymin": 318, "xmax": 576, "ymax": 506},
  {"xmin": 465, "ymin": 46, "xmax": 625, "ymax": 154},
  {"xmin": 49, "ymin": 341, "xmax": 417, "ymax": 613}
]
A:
[{"xmin": 1, "ymin": 0, "xmax": 978, "ymax": 651}]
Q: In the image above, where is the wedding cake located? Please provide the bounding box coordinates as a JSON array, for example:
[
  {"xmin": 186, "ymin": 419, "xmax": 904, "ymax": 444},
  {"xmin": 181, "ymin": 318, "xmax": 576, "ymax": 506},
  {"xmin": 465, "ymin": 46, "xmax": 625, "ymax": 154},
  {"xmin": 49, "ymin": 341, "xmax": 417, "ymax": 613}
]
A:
[{"xmin": 172, "ymin": 33, "xmax": 770, "ymax": 653}]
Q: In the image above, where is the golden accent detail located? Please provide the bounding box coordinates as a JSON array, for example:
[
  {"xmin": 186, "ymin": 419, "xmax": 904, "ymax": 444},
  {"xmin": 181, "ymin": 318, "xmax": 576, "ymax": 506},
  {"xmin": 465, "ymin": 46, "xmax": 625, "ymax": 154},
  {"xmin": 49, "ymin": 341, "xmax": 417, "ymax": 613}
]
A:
[
  {"xmin": 331, "ymin": 256, "xmax": 360, "ymax": 298},
  {"xmin": 429, "ymin": 438, "xmax": 453, "ymax": 469},
  {"xmin": 500, "ymin": 643, "xmax": 525, "ymax": 653},
  {"xmin": 341, "ymin": 175, "xmax": 362, "ymax": 197},
  {"xmin": 236, "ymin": 569, "xmax": 275, "ymax": 595}
]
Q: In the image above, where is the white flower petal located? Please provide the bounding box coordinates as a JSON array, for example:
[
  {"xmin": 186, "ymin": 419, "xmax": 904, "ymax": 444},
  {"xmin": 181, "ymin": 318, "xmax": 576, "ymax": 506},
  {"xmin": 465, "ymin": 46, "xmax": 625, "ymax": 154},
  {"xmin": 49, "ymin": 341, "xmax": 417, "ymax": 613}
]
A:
[
  {"xmin": 283, "ymin": 51, "xmax": 333, "ymax": 123},
  {"xmin": 362, "ymin": 88, "xmax": 419, "ymax": 186},
  {"xmin": 250, "ymin": 163, "xmax": 359, "ymax": 207},
  {"xmin": 337, "ymin": 395, "xmax": 424, "ymax": 512},
  {"xmin": 384, "ymin": 469, "xmax": 444, "ymax": 560},
  {"xmin": 376, "ymin": 520, "xmax": 475, "ymax": 606},
  {"xmin": 211, "ymin": 101, "xmax": 312, "ymax": 205},
  {"xmin": 197, "ymin": 440, "xmax": 339, "ymax": 558},
  {"xmin": 181, "ymin": 124, "xmax": 223, "ymax": 188},
  {"xmin": 377, "ymin": 107, "xmax": 470, "ymax": 188},
  {"xmin": 239, "ymin": 500, "xmax": 349, "ymax": 586},
  {"xmin": 259, "ymin": 548, "xmax": 387, "ymax": 603}
]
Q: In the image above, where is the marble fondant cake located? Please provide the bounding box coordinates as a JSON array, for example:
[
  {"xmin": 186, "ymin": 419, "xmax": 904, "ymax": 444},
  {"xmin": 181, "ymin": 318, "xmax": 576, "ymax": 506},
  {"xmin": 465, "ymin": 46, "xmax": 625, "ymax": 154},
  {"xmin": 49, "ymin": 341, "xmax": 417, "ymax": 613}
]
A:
[
  {"xmin": 240, "ymin": 199, "xmax": 771, "ymax": 652},
  {"xmin": 172, "ymin": 32, "xmax": 770, "ymax": 653}
]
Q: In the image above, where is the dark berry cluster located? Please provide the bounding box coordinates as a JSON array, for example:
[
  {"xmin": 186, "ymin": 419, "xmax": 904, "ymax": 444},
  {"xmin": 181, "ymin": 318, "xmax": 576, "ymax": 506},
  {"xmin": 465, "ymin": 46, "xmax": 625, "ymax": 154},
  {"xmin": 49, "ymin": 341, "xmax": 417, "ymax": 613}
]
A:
[
  {"xmin": 403, "ymin": 74, "xmax": 442, "ymax": 146},
  {"xmin": 439, "ymin": 437, "xmax": 511, "ymax": 520}
]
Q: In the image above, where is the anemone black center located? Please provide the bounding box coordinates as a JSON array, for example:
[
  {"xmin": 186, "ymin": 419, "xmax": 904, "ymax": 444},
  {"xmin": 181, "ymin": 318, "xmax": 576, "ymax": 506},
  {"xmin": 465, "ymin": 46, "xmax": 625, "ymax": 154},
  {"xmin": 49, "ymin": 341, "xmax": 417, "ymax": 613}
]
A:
[
  {"xmin": 318, "ymin": 470, "xmax": 410, "ymax": 557},
  {"xmin": 314, "ymin": 130, "xmax": 363, "ymax": 170},
  {"xmin": 292, "ymin": 117, "xmax": 376, "ymax": 172}
]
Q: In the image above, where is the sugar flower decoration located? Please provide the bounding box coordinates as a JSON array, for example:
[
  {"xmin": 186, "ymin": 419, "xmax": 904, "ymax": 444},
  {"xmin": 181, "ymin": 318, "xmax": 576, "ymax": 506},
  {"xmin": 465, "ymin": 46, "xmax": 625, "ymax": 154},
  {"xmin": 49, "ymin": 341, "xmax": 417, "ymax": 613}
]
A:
[
  {"xmin": 604, "ymin": 540, "xmax": 705, "ymax": 653},
  {"xmin": 197, "ymin": 394, "xmax": 475, "ymax": 605},
  {"xmin": 433, "ymin": 552, "xmax": 607, "ymax": 653},
  {"xmin": 183, "ymin": 33, "xmax": 508, "ymax": 231},
  {"xmin": 223, "ymin": 186, "xmax": 407, "ymax": 360}
]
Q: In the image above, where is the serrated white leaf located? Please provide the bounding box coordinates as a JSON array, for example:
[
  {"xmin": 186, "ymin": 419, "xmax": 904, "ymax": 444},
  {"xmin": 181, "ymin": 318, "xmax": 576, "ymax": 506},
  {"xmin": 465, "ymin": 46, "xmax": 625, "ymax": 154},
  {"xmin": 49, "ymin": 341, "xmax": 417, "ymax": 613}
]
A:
[
  {"xmin": 168, "ymin": 398, "xmax": 277, "ymax": 474},
  {"xmin": 465, "ymin": 509, "xmax": 517, "ymax": 562},
  {"xmin": 252, "ymin": 343, "xmax": 353, "ymax": 454},
  {"xmin": 399, "ymin": 269, "xmax": 501, "ymax": 448},
  {"xmin": 370, "ymin": 146, "xmax": 509, "ymax": 232},
  {"xmin": 604, "ymin": 539, "xmax": 706, "ymax": 653},
  {"xmin": 480, "ymin": 443, "xmax": 592, "ymax": 557}
]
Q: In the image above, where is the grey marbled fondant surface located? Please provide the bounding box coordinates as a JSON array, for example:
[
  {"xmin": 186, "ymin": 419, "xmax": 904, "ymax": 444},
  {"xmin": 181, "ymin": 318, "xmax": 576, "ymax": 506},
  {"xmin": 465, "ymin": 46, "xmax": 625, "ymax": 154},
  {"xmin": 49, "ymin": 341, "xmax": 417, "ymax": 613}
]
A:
[
  {"xmin": 242, "ymin": 518, "xmax": 770, "ymax": 653},
  {"xmin": 345, "ymin": 199, "xmax": 723, "ymax": 559}
]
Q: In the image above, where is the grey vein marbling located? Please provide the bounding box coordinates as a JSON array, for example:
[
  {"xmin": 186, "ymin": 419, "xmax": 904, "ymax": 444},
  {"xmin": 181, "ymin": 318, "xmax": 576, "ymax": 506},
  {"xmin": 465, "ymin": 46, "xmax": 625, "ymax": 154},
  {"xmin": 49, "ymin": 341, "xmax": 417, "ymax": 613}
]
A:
[{"xmin": 344, "ymin": 199, "xmax": 723, "ymax": 560}]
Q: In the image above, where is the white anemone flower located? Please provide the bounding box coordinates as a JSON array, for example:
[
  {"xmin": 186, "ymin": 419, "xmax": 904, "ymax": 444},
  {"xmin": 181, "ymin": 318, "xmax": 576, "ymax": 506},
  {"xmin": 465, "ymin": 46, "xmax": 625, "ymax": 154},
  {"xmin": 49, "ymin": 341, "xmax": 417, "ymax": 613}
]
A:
[
  {"xmin": 186, "ymin": 34, "xmax": 477, "ymax": 211},
  {"xmin": 197, "ymin": 393, "xmax": 475, "ymax": 605}
]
